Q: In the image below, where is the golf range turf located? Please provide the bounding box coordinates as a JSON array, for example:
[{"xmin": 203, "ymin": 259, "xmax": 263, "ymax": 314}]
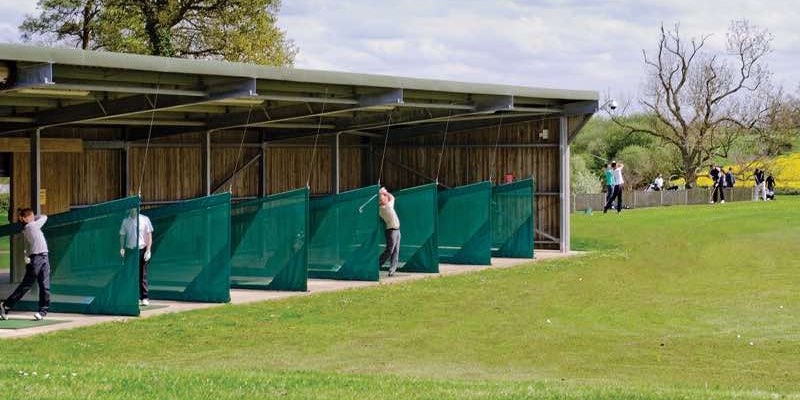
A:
[{"xmin": 0, "ymin": 197, "xmax": 797, "ymax": 399}]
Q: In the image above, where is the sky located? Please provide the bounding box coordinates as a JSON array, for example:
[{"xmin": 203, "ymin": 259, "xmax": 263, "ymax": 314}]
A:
[{"xmin": 1, "ymin": 0, "xmax": 798, "ymax": 101}]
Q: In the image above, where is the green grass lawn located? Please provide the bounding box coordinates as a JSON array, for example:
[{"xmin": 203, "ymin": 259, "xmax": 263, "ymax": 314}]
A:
[
  {"xmin": 1, "ymin": 199, "xmax": 799, "ymax": 399},
  {"xmin": 0, "ymin": 235, "xmax": 8, "ymax": 271}
]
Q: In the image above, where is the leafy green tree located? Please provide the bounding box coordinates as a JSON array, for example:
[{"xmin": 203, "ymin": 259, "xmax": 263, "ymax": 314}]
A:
[
  {"xmin": 20, "ymin": 0, "xmax": 297, "ymax": 66},
  {"xmin": 19, "ymin": 0, "xmax": 103, "ymax": 50}
]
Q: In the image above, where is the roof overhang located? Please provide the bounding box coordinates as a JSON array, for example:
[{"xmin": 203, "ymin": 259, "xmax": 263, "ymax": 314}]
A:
[{"xmin": 0, "ymin": 44, "xmax": 599, "ymax": 142}]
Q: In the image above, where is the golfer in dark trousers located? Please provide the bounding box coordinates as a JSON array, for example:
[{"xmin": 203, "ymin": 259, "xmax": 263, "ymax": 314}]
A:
[
  {"xmin": 603, "ymin": 161, "xmax": 624, "ymax": 213},
  {"xmin": 120, "ymin": 209, "xmax": 154, "ymax": 306},
  {"xmin": 378, "ymin": 187, "xmax": 401, "ymax": 276},
  {"xmin": 0, "ymin": 208, "xmax": 51, "ymax": 321}
]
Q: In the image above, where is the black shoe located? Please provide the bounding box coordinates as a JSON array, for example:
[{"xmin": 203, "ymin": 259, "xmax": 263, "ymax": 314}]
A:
[
  {"xmin": 388, "ymin": 272, "xmax": 395, "ymax": 277},
  {"xmin": 0, "ymin": 301, "xmax": 7, "ymax": 320}
]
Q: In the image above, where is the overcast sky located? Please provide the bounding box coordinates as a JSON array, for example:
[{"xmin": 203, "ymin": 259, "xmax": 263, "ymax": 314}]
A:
[{"xmin": 1, "ymin": 1, "xmax": 798, "ymax": 99}]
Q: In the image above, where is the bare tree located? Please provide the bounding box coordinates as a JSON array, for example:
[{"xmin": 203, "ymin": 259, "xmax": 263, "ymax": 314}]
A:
[{"xmin": 612, "ymin": 21, "xmax": 782, "ymax": 185}]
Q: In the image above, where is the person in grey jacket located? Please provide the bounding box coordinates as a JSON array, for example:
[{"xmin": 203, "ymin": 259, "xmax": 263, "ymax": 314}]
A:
[{"xmin": 0, "ymin": 208, "xmax": 51, "ymax": 321}]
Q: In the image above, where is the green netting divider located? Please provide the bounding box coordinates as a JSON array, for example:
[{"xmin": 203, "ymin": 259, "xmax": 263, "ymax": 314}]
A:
[
  {"xmin": 230, "ymin": 188, "xmax": 308, "ymax": 291},
  {"xmin": 492, "ymin": 178, "xmax": 535, "ymax": 258},
  {"xmin": 146, "ymin": 193, "xmax": 231, "ymax": 303},
  {"xmin": 308, "ymin": 185, "xmax": 381, "ymax": 281},
  {"xmin": 391, "ymin": 183, "xmax": 439, "ymax": 273},
  {"xmin": 1, "ymin": 197, "xmax": 141, "ymax": 316},
  {"xmin": 438, "ymin": 181, "xmax": 492, "ymax": 265}
]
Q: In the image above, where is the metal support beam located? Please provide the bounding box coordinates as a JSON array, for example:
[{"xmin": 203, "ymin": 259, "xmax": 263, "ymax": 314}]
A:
[
  {"xmin": 124, "ymin": 140, "xmax": 131, "ymax": 196},
  {"xmin": 212, "ymin": 152, "xmax": 261, "ymax": 194},
  {"xmin": 371, "ymin": 148, "xmax": 447, "ymax": 188},
  {"xmin": 30, "ymin": 128, "xmax": 41, "ymax": 214},
  {"xmin": 331, "ymin": 133, "xmax": 340, "ymax": 194},
  {"xmin": 359, "ymin": 88, "xmax": 404, "ymax": 108},
  {"xmin": 208, "ymin": 78, "xmax": 257, "ymax": 100},
  {"xmin": 472, "ymin": 94, "xmax": 513, "ymax": 112},
  {"xmin": 121, "ymin": 128, "xmax": 129, "ymax": 197},
  {"xmin": 33, "ymin": 94, "xmax": 205, "ymax": 128},
  {"xmin": 260, "ymin": 141, "xmax": 268, "ymax": 196},
  {"xmin": 563, "ymin": 100, "xmax": 600, "ymax": 116},
  {"xmin": 559, "ymin": 116, "xmax": 570, "ymax": 253},
  {"xmin": 4, "ymin": 62, "xmax": 53, "ymax": 92},
  {"xmin": 568, "ymin": 114, "xmax": 592, "ymax": 144},
  {"xmin": 203, "ymin": 131, "xmax": 212, "ymax": 195}
]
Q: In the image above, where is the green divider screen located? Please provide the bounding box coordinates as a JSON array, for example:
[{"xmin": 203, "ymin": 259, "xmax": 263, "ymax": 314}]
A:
[
  {"xmin": 308, "ymin": 185, "xmax": 381, "ymax": 281},
  {"xmin": 230, "ymin": 188, "xmax": 308, "ymax": 291},
  {"xmin": 438, "ymin": 181, "xmax": 492, "ymax": 265},
  {"xmin": 492, "ymin": 178, "xmax": 535, "ymax": 258},
  {"xmin": 146, "ymin": 193, "xmax": 231, "ymax": 303},
  {"xmin": 0, "ymin": 197, "xmax": 140, "ymax": 316},
  {"xmin": 391, "ymin": 183, "xmax": 439, "ymax": 273}
]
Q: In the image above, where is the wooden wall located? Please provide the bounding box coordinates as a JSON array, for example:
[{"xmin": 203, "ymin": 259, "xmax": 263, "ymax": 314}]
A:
[
  {"xmin": 8, "ymin": 117, "xmax": 566, "ymax": 251},
  {"xmin": 266, "ymin": 144, "xmax": 362, "ymax": 195},
  {"xmin": 376, "ymin": 118, "xmax": 563, "ymax": 249}
]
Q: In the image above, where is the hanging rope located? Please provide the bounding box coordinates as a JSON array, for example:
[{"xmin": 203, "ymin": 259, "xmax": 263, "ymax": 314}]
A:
[
  {"xmin": 136, "ymin": 80, "xmax": 161, "ymax": 197},
  {"xmin": 488, "ymin": 114, "xmax": 505, "ymax": 183},
  {"xmin": 305, "ymin": 88, "xmax": 329, "ymax": 188},
  {"xmin": 434, "ymin": 110, "xmax": 453, "ymax": 183},
  {"xmin": 376, "ymin": 112, "xmax": 393, "ymax": 185},
  {"xmin": 228, "ymin": 105, "xmax": 255, "ymax": 194}
]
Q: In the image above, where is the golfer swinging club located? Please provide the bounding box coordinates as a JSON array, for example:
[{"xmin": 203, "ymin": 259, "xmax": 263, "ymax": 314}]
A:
[
  {"xmin": 1, "ymin": 208, "xmax": 51, "ymax": 321},
  {"xmin": 378, "ymin": 187, "xmax": 401, "ymax": 277}
]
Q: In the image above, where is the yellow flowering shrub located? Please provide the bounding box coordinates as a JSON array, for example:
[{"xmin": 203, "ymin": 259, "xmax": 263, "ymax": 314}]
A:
[{"xmin": 696, "ymin": 153, "xmax": 800, "ymax": 190}]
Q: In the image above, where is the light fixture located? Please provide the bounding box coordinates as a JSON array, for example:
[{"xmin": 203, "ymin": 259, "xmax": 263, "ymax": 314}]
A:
[
  {"xmin": 539, "ymin": 128, "xmax": 549, "ymax": 140},
  {"xmin": 598, "ymin": 99, "xmax": 618, "ymax": 112},
  {"xmin": 208, "ymin": 98, "xmax": 264, "ymax": 106},
  {"xmin": 17, "ymin": 88, "xmax": 91, "ymax": 97}
]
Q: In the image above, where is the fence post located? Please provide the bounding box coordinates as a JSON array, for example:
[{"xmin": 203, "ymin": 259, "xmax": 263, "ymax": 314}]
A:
[{"xmin": 684, "ymin": 189, "xmax": 688, "ymax": 205}]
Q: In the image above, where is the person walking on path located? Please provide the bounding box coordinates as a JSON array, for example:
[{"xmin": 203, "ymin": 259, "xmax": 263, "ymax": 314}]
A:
[
  {"xmin": 603, "ymin": 161, "xmax": 624, "ymax": 214},
  {"xmin": 378, "ymin": 187, "xmax": 401, "ymax": 277},
  {"xmin": 0, "ymin": 208, "xmax": 51, "ymax": 321},
  {"xmin": 725, "ymin": 167, "xmax": 736, "ymax": 188},
  {"xmin": 709, "ymin": 165, "xmax": 725, "ymax": 204},
  {"xmin": 766, "ymin": 173, "xmax": 776, "ymax": 200},
  {"xmin": 753, "ymin": 168, "xmax": 766, "ymax": 201},
  {"xmin": 604, "ymin": 164, "xmax": 614, "ymax": 208},
  {"xmin": 120, "ymin": 209, "xmax": 154, "ymax": 306}
]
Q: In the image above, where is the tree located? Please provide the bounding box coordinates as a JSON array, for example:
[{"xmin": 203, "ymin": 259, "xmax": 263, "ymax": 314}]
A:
[
  {"xmin": 20, "ymin": 0, "xmax": 297, "ymax": 66},
  {"xmin": 19, "ymin": 0, "xmax": 103, "ymax": 50},
  {"xmin": 611, "ymin": 21, "xmax": 782, "ymax": 185}
]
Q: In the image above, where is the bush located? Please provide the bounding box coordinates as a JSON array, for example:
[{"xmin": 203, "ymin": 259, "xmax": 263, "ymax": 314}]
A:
[{"xmin": 0, "ymin": 193, "xmax": 8, "ymax": 218}]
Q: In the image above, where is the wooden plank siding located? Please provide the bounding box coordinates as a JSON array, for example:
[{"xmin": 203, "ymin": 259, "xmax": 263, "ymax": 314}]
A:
[
  {"xmin": 265, "ymin": 145, "xmax": 362, "ymax": 195},
  {"xmin": 8, "ymin": 117, "xmax": 565, "ymax": 250},
  {"xmin": 376, "ymin": 118, "xmax": 563, "ymax": 249},
  {"xmin": 128, "ymin": 147, "xmax": 204, "ymax": 202},
  {"xmin": 211, "ymin": 147, "xmax": 260, "ymax": 197}
]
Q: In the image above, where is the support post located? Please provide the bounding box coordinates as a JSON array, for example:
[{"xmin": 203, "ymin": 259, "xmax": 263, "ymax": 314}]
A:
[
  {"xmin": 559, "ymin": 116, "xmax": 570, "ymax": 253},
  {"xmin": 30, "ymin": 128, "xmax": 41, "ymax": 214},
  {"xmin": 203, "ymin": 131, "xmax": 212, "ymax": 196},
  {"xmin": 331, "ymin": 133, "xmax": 340, "ymax": 194},
  {"xmin": 260, "ymin": 141, "xmax": 268, "ymax": 196},
  {"xmin": 122, "ymin": 129, "xmax": 130, "ymax": 197}
]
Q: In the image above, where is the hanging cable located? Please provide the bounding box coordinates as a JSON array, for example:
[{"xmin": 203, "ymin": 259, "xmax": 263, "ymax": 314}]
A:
[
  {"xmin": 434, "ymin": 110, "xmax": 453, "ymax": 183},
  {"xmin": 376, "ymin": 112, "xmax": 393, "ymax": 185},
  {"xmin": 228, "ymin": 105, "xmax": 255, "ymax": 194},
  {"xmin": 136, "ymin": 80, "xmax": 161, "ymax": 197},
  {"xmin": 305, "ymin": 88, "xmax": 329, "ymax": 188},
  {"xmin": 488, "ymin": 114, "xmax": 505, "ymax": 183}
]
